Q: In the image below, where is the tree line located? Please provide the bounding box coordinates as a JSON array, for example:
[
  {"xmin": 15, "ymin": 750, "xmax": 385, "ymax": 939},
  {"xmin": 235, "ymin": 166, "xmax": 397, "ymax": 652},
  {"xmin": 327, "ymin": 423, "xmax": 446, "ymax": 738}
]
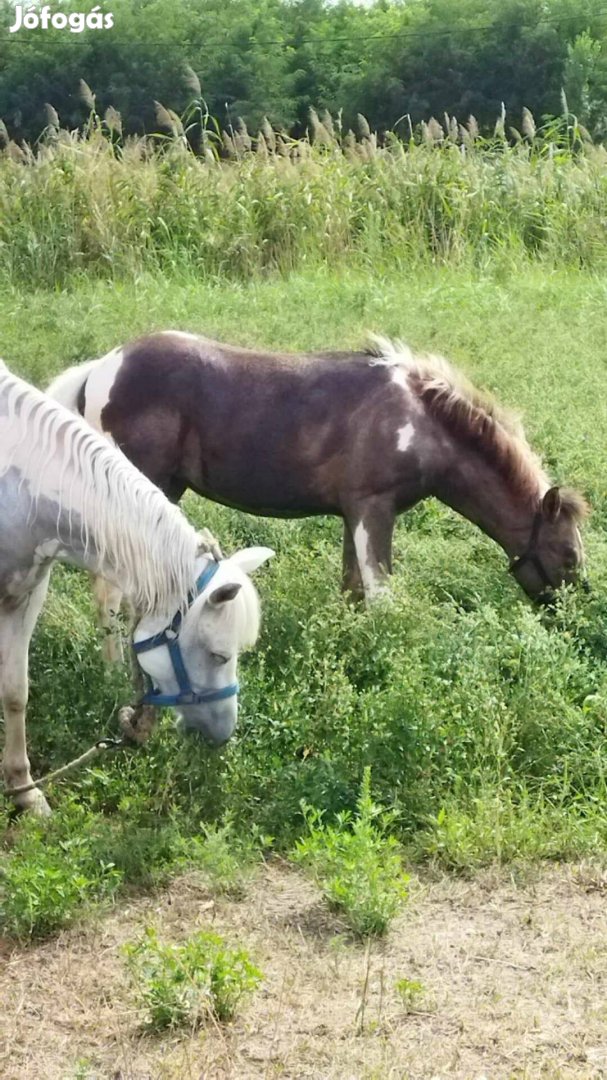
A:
[{"xmin": 1, "ymin": 0, "xmax": 607, "ymax": 143}]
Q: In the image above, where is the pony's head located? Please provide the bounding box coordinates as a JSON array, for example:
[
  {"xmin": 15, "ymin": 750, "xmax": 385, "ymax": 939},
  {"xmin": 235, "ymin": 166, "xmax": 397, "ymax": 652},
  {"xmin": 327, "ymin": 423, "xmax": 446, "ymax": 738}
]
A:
[
  {"xmin": 132, "ymin": 546, "xmax": 274, "ymax": 744},
  {"xmin": 509, "ymin": 487, "xmax": 589, "ymax": 602}
]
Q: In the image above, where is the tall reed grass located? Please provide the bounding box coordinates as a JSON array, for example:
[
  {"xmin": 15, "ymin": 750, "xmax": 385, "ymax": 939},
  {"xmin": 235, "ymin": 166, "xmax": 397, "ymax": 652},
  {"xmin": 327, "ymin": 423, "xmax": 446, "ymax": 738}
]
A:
[{"xmin": 1, "ymin": 103, "xmax": 606, "ymax": 286}]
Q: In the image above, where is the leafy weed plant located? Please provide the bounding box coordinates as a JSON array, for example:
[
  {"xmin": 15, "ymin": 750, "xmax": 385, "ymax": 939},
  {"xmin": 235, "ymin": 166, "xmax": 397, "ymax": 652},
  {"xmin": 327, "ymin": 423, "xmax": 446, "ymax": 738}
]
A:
[
  {"xmin": 124, "ymin": 927, "xmax": 262, "ymax": 1030},
  {"xmin": 394, "ymin": 977, "xmax": 426, "ymax": 1012},
  {"xmin": 292, "ymin": 768, "xmax": 409, "ymax": 936},
  {"xmin": 0, "ymin": 811, "xmax": 122, "ymax": 940},
  {"xmin": 180, "ymin": 819, "xmax": 270, "ymax": 898}
]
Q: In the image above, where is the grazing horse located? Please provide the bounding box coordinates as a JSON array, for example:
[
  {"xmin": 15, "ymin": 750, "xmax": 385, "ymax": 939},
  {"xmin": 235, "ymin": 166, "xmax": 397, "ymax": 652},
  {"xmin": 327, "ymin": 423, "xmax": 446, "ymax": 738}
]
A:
[
  {"xmin": 48, "ymin": 332, "xmax": 587, "ymax": 650},
  {"xmin": 0, "ymin": 360, "xmax": 273, "ymax": 814}
]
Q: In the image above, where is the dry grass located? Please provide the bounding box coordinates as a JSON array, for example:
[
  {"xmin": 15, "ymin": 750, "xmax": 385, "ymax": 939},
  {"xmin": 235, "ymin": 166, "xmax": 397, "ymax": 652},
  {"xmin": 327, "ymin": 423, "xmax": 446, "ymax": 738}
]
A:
[{"xmin": 1, "ymin": 862, "xmax": 607, "ymax": 1079}]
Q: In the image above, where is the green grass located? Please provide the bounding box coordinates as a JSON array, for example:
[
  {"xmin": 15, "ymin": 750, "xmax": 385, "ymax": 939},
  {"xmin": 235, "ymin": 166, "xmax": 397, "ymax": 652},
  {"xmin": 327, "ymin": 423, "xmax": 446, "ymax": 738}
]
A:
[{"xmin": 0, "ymin": 262, "xmax": 606, "ymax": 938}]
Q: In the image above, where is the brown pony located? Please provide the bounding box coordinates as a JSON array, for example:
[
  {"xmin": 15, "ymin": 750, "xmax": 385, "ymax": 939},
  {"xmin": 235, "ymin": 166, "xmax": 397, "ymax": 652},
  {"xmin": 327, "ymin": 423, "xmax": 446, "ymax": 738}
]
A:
[{"xmin": 48, "ymin": 332, "xmax": 588, "ymax": 653}]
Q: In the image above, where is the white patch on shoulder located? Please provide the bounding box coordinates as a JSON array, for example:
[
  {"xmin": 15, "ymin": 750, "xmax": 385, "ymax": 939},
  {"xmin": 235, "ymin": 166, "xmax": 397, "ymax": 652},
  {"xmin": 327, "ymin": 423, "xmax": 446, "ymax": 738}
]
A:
[
  {"xmin": 371, "ymin": 354, "xmax": 417, "ymax": 398},
  {"xmin": 396, "ymin": 421, "xmax": 415, "ymax": 452},
  {"xmin": 388, "ymin": 363, "xmax": 424, "ymax": 415},
  {"xmin": 390, "ymin": 366, "xmax": 409, "ymax": 393},
  {"xmin": 84, "ymin": 347, "xmax": 124, "ymax": 435},
  {"xmin": 160, "ymin": 331, "xmax": 199, "ymax": 342}
]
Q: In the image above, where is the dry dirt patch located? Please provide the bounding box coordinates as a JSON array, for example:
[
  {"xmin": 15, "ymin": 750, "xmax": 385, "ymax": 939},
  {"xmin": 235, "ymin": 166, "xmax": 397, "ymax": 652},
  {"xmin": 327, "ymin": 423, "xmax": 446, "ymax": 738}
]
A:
[{"xmin": 1, "ymin": 862, "xmax": 607, "ymax": 1079}]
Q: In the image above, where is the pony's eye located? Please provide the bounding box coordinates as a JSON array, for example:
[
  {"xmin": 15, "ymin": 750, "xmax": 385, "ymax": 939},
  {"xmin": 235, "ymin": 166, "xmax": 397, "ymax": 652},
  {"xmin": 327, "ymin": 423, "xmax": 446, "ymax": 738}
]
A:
[{"xmin": 211, "ymin": 652, "xmax": 229, "ymax": 665}]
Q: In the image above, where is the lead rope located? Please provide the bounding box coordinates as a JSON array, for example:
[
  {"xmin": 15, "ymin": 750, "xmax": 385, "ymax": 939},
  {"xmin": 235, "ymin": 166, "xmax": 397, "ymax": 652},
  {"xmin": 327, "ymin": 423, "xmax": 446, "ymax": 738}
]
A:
[{"xmin": 4, "ymin": 736, "xmax": 128, "ymax": 798}]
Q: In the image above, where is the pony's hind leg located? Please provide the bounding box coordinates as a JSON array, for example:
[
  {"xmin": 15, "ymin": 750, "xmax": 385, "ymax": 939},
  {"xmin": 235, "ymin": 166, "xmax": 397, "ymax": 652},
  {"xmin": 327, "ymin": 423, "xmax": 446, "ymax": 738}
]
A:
[
  {"xmin": 1, "ymin": 573, "xmax": 52, "ymax": 815},
  {"xmin": 92, "ymin": 574, "xmax": 124, "ymax": 663}
]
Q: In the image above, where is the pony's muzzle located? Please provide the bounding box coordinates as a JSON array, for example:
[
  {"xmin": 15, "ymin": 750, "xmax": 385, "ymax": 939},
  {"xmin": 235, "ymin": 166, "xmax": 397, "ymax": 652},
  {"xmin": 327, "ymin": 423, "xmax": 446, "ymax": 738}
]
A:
[{"xmin": 175, "ymin": 702, "xmax": 237, "ymax": 746}]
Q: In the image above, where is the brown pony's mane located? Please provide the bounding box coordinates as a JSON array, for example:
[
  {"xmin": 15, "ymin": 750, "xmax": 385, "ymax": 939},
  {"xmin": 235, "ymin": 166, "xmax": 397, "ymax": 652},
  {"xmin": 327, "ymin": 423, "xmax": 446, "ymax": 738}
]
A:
[
  {"xmin": 556, "ymin": 487, "xmax": 590, "ymax": 520},
  {"xmin": 367, "ymin": 336, "xmax": 588, "ymax": 519}
]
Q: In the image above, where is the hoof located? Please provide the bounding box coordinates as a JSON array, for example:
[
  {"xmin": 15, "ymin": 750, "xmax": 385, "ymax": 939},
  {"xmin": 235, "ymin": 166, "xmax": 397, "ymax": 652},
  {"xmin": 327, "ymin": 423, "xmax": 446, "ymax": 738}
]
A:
[
  {"xmin": 14, "ymin": 787, "xmax": 52, "ymax": 817},
  {"xmin": 118, "ymin": 705, "xmax": 139, "ymax": 741}
]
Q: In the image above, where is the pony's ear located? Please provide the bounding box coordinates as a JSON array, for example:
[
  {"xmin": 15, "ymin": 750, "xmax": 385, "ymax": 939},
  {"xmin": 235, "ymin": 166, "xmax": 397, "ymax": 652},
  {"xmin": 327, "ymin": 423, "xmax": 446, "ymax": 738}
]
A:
[
  {"xmin": 228, "ymin": 546, "xmax": 275, "ymax": 575},
  {"xmin": 209, "ymin": 582, "xmax": 242, "ymax": 606},
  {"xmin": 542, "ymin": 486, "xmax": 562, "ymax": 522}
]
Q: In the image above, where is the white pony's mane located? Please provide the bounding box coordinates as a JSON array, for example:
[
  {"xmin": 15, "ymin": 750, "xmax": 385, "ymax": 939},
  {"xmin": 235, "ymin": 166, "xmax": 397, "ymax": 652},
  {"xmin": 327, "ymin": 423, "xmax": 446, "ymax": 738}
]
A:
[{"xmin": 0, "ymin": 365, "xmax": 199, "ymax": 616}]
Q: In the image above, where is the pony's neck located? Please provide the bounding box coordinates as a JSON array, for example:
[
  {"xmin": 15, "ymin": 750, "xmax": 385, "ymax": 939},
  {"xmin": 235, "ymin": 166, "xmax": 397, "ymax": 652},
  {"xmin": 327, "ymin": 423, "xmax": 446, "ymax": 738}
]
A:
[
  {"xmin": 26, "ymin": 494, "xmax": 140, "ymax": 599},
  {"xmin": 45, "ymin": 484, "xmax": 196, "ymax": 618},
  {"xmin": 0, "ymin": 367, "xmax": 198, "ymax": 616},
  {"xmin": 433, "ymin": 448, "xmax": 544, "ymax": 558},
  {"xmin": 47, "ymin": 522, "xmax": 128, "ymax": 591}
]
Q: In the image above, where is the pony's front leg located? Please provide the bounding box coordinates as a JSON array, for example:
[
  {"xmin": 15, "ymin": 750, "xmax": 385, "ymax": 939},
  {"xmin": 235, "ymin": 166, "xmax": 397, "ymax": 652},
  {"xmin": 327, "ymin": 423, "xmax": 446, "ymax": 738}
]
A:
[
  {"xmin": 1, "ymin": 573, "xmax": 51, "ymax": 815},
  {"xmin": 346, "ymin": 498, "xmax": 395, "ymax": 604},
  {"xmin": 92, "ymin": 574, "xmax": 124, "ymax": 663},
  {"xmin": 342, "ymin": 520, "xmax": 365, "ymax": 601}
]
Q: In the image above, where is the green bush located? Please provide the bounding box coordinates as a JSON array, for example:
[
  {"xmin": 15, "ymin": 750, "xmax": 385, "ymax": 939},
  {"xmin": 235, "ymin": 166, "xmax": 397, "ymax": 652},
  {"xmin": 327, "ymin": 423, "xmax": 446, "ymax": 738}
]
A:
[
  {"xmin": 292, "ymin": 768, "xmax": 409, "ymax": 936},
  {"xmin": 0, "ymin": 811, "xmax": 122, "ymax": 940},
  {"xmin": 124, "ymin": 927, "xmax": 262, "ymax": 1030},
  {"xmin": 0, "ymin": 802, "xmax": 268, "ymax": 939},
  {"xmin": 180, "ymin": 819, "xmax": 270, "ymax": 898}
]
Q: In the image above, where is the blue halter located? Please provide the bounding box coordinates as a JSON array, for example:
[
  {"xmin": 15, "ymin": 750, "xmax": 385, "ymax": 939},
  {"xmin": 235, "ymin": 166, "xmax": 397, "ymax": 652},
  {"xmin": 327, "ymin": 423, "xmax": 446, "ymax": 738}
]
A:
[{"xmin": 132, "ymin": 561, "xmax": 239, "ymax": 709}]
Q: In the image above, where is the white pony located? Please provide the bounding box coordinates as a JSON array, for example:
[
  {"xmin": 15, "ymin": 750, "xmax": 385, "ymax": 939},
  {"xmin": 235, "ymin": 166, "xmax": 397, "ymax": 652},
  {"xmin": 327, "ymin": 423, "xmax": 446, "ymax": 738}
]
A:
[{"xmin": 0, "ymin": 361, "xmax": 273, "ymax": 814}]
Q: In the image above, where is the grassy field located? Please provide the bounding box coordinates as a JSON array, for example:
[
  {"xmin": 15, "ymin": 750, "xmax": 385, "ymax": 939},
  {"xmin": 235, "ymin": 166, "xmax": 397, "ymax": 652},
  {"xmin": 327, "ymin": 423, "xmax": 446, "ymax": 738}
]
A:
[
  {"xmin": 1, "ymin": 258, "xmax": 607, "ymax": 1073},
  {"xmin": 2, "ymin": 263, "xmax": 607, "ymax": 864}
]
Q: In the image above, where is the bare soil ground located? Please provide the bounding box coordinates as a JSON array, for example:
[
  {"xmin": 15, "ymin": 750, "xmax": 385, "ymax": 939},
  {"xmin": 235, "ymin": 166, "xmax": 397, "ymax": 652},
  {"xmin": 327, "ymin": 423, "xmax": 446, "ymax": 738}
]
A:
[{"xmin": 1, "ymin": 861, "xmax": 607, "ymax": 1080}]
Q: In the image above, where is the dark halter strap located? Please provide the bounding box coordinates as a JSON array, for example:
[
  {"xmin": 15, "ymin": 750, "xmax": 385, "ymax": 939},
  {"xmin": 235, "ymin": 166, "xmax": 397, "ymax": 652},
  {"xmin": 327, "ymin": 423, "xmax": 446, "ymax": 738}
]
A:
[
  {"xmin": 132, "ymin": 561, "xmax": 239, "ymax": 708},
  {"xmin": 508, "ymin": 510, "xmax": 554, "ymax": 592},
  {"xmin": 509, "ymin": 508, "xmax": 591, "ymax": 598}
]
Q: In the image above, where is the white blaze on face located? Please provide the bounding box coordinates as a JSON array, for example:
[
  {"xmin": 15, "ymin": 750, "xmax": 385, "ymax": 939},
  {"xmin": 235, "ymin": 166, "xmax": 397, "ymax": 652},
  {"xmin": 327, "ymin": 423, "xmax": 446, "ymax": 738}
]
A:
[
  {"xmin": 84, "ymin": 348, "xmax": 124, "ymax": 435},
  {"xmin": 397, "ymin": 421, "xmax": 415, "ymax": 452}
]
